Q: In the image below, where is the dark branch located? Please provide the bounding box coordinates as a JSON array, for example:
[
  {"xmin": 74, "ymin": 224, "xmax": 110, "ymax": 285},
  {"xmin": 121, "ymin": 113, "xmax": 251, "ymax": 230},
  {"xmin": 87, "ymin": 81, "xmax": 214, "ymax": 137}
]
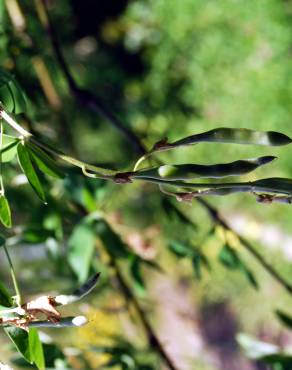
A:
[
  {"xmin": 68, "ymin": 201, "xmax": 178, "ymax": 370},
  {"xmin": 107, "ymin": 252, "xmax": 178, "ymax": 370},
  {"xmin": 39, "ymin": 0, "xmax": 146, "ymax": 155}
]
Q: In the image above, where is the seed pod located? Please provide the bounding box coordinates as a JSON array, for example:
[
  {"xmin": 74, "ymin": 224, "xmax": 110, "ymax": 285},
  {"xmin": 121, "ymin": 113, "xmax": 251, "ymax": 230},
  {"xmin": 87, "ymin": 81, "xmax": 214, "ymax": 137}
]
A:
[
  {"xmin": 133, "ymin": 156, "xmax": 276, "ymax": 180},
  {"xmin": 152, "ymin": 128, "xmax": 292, "ymax": 152},
  {"xmin": 253, "ymin": 178, "xmax": 292, "ymax": 195}
]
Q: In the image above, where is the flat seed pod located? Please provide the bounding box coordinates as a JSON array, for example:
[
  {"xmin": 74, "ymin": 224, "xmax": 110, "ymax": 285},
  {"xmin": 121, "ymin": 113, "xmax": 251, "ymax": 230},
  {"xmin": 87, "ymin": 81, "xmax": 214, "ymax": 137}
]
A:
[
  {"xmin": 133, "ymin": 156, "xmax": 276, "ymax": 180},
  {"xmin": 153, "ymin": 128, "xmax": 292, "ymax": 152},
  {"xmin": 253, "ymin": 178, "xmax": 292, "ymax": 195}
]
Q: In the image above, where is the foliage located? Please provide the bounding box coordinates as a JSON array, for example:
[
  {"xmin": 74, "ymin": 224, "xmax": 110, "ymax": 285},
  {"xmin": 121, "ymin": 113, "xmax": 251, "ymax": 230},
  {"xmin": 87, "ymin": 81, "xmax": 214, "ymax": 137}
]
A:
[{"xmin": 0, "ymin": 1, "xmax": 292, "ymax": 369}]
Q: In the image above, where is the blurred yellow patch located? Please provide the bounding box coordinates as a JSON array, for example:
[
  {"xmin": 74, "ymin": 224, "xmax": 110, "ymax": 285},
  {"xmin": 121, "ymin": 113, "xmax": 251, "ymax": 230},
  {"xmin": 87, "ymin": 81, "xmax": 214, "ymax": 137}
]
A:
[{"xmin": 75, "ymin": 307, "xmax": 122, "ymax": 368}]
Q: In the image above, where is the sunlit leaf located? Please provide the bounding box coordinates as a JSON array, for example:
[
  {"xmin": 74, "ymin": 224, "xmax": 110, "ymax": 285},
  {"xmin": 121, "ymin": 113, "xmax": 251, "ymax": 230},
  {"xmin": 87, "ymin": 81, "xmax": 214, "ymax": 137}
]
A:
[
  {"xmin": 17, "ymin": 143, "xmax": 46, "ymax": 202},
  {"xmin": 12, "ymin": 343, "xmax": 66, "ymax": 369},
  {"xmin": 28, "ymin": 328, "xmax": 45, "ymax": 370},
  {"xmin": 5, "ymin": 327, "xmax": 45, "ymax": 369},
  {"xmin": 0, "ymin": 195, "xmax": 11, "ymax": 228},
  {"xmin": 0, "ymin": 134, "xmax": 19, "ymax": 162}
]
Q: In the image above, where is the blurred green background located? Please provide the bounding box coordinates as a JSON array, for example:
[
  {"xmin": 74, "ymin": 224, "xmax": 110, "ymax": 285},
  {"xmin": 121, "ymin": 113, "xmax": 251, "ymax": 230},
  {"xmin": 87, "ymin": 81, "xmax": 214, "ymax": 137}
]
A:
[{"xmin": 2, "ymin": 0, "xmax": 292, "ymax": 369}]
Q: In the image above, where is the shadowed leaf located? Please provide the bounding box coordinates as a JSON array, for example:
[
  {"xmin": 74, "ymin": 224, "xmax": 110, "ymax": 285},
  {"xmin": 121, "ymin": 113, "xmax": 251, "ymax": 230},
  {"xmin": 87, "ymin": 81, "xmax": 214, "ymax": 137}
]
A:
[
  {"xmin": 27, "ymin": 141, "xmax": 65, "ymax": 179},
  {"xmin": 0, "ymin": 280, "xmax": 13, "ymax": 307},
  {"xmin": 0, "ymin": 68, "xmax": 26, "ymax": 114},
  {"xmin": 275, "ymin": 309, "xmax": 292, "ymax": 330},
  {"xmin": 17, "ymin": 143, "xmax": 46, "ymax": 202}
]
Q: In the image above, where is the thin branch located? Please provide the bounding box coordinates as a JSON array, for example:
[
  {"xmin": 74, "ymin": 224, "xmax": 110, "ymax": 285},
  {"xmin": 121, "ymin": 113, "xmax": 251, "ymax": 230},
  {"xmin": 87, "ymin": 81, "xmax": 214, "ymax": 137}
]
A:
[
  {"xmin": 2, "ymin": 243, "xmax": 22, "ymax": 305},
  {"xmin": 37, "ymin": 0, "xmax": 146, "ymax": 155},
  {"xmin": 7, "ymin": 0, "xmax": 292, "ymax": 357},
  {"xmin": 2, "ymin": 105, "xmax": 292, "ymax": 296},
  {"xmin": 0, "ymin": 109, "xmax": 31, "ymax": 137},
  {"xmin": 196, "ymin": 198, "xmax": 292, "ymax": 294},
  {"xmin": 106, "ymin": 251, "xmax": 178, "ymax": 370}
]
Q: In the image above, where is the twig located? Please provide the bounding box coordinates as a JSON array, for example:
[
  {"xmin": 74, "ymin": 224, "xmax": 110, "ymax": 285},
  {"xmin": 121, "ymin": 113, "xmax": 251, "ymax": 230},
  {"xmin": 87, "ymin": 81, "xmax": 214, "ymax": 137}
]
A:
[
  {"xmin": 37, "ymin": 0, "xmax": 146, "ymax": 155},
  {"xmin": 2, "ymin": 243, "xmax": 22, "ymax": 305},
  {"xmin": 196, "ymin": 198, "xmax": 292, "ymax": 294},
  {"xmin": 35, "ymin": 2, "xmax": 292, "ymax": 297},
  {"xmin": 0, "ymin": 316, "xmax": 88, "ymax": 328},
  {"xmin": 2, "ymin": 104, "xmax": 292, "ymax": 297}
]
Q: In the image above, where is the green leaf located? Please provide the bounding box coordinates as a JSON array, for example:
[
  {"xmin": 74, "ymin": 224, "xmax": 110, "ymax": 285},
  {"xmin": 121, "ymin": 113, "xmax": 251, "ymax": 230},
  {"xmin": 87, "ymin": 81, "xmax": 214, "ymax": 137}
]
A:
[
  {"xmin": 26, "ymin": 141, "xmax": 65, "ymax": 179},
  {"xmin": 0, "ymin": 68, "xmax": 26, "ymax": 114},
  {"xmin": 218, "ymin": 245, "xmax": 258, "ymax": 289},
  {"xmin": 0, "ymin": 134, "xmax": 19, "ymax": 162},
  {"xmin": 239, "ymin": 263, "xmax": 258, "ymax": 290},
  {"xmin": 68, "ymin": 221, "xmax": 96, "ymax": 283},
  {"xmin": 0, "ymin": 233, "xmax": 5, "ymax": 246},
  {"xmin": 0, "ymin": 195, "xmax": 11, "ymax": 228},
  {"xmin": 168, "ymin": 240, "xmax": 194, "ymax": 258},
  {"xmin": 5, "ymin": 327, "xmax": 45, "ymax": 369},
  {"xmin": 275, "ymin": 309, "xmax": 292, "ymax": 330},
  {"xmin": 0, "ymin": 280, "xmax": 13, "ymax": 307},
  {"xmin": 134, "ymin": 156, "xmax": 276, "ymax": 181},
  {"xmin": 28, "ymin": 328, "xmax": 45, "ymax": 370},
  {"xmin": 218, "ymin": 244, "xmax": 239, "ymax": 269},
  {"xmin": 159, "ymin": 127, "xmax": 292, "ymax": 152},
  {"xmin": 12, "ymin": 343, "xmax": 67, "ymax": 368},
  {"xmin": 17, "ymin": 143, "xmax": 46, "ymax": 202},
  {"xmin": 161, "ymin": 197, "xmax": 197, "ymax": 229},
  {"xmin": 5, "ymin": 328, "xmax": 32, "ymax": 364}
]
